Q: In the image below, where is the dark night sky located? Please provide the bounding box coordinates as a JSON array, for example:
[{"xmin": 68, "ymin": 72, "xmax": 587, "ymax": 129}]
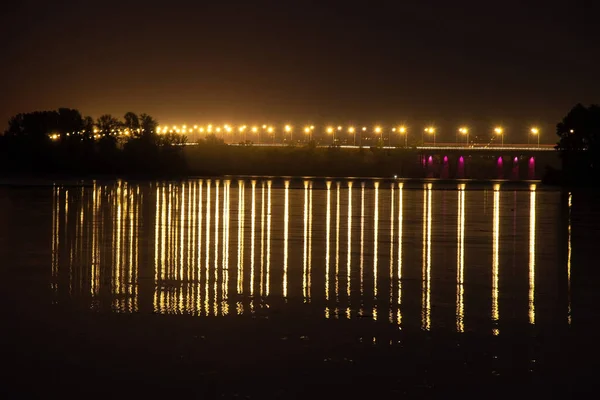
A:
[{"xmin": 1, "ymin": 0, "xmax": 598, "ymax": 142}]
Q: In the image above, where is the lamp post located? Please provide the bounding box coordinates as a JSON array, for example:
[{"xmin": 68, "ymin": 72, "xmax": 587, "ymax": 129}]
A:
[
  {"xmin": 304, "ymin": 126, "xmax": 311, "ymax": 143},
  {"xmin": 424, "ymin": 127, "xmax": 436, "ymax": 145},
  {"xmin": 530, "ymin": 127, "xmax": 540, "ymax": 148},
  {"xmin": 348, "ymin": 127, "xmax": 356, "ymax": 146},
  {"xmin": 285, "ymin": 125, "xmax": 292, "ymax": 143},
  {"xmin": 494, "ymin": 127, "xmax": 504, "ymax": 147},
  {"xmin": 399, "ymin": 126, "xmax": 407, "ymax": 147},
  {"xmin": 327, "ymin": 126, "xmax": 335, "ymax": 145},
  {"xmin": 375, "ymin": 126, "xmax": 382, "ymax": 146},
  {"xmin": 459, "ymin": 127, "xmax": 469, "ymax": 147}
]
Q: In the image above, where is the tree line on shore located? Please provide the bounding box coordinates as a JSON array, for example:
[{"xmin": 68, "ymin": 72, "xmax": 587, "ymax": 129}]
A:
[
  {"xmin": 0, "ymin": 105, "xmax": 598, "ymax": 183},
  {"xmin": 0, "ymin": 108, "xmax": 188, "ymax": 176}
]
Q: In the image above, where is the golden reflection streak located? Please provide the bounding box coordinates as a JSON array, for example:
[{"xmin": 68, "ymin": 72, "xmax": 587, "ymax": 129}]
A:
[
  {"xmin": 161, "ymin": 187, "xmax": 166, "ymax": 282},
  {"xmin": 188, "ymin": 183, "xmax": 193, "ymax": 288},
  {"xmin": 308, "ymin": 182, "xmax": 313, "ymax": 301},
  {"xmin": 397, "ymin": 182, "xmax": 404, "ymax": 327},
  {"xmin": 568, "ymin": 192, "xmax": 572, "ymax": 325},
  {"xmin": 266, "ymin": 180, "xmax": 272, "ymax": 296},
  {"xmin": 250, "ymin": 180, "xmax": 257, "ymax": 296},
  {"xmin": 154, "ymin": 186, "xmax": 160, "ymax": 289},
  {"xmin": 129, "ymin": 189, "xmax": 135, "ymax": 312},
  {"xmin": 492, "ymin": 183, "xmax": 500, "ymax": 335},
  {"xmin": 457, "ymin": 183, "xmax": 466, "ymax": 332},
  {"xmin": 360, "ymin": 182, "xmax": 365, "ymax": 316},
  {"xmin": 191, "ymin": 182, "xmax": 196, "ymax": 314},
  {"xmin": 115, "ymin": 184, "xmax": 122, "ymax": 311},
  {"xmin": 223, "ymin": 180, "xmax": 231, "ymax": 316},
  {"xmin": 214, "ymin": 180, "xmax": 220, "ymax": 316},
  {"xmin": 347, "ymin": 182, "xmax": 353, "ymax": 301},
  {"xmin": 335, "ymin": 182, "xmax": 341, "ymax": 304},
  {"xmin": 422, "ymin": 183, "xmax": 432, "ymax": 331},
  {"xmin": 529, "ymin": 184, "xmax": 536, "ymax": 325},
  {"xmin": 303, "ymin": 181, "xmax": 309, "ymax": 300},
  {"xmin": 204, "ymin": 180, "xmax": 211, "ymax": 315},
  {"xmin": 180, "ymin": 183, "xmax": 185, "ymax": 283},
  {"xmin": 325, "ymin": 181, "xmax": 331, "ymax": 316},
  {"xmin": 52, "ymin": 187, "xmax": 60, "ymax": 295},
  {"xmin": 197, "ymin": 181, "xmax": 203, "ymax": 283},
  {"xmin": 373, "ymin": 181, "xmax": 380, "ymax": 321},
  {"xmin": 283, "ymin": 180, "xmax": 290, "ymax": 298},
  {"xmin": 91, "ymin": 185, "xmax": 99, "ymax": 297},
  {"xmin": 237, "ymin": 180, "xmax": 245, "ymax": 295},
  {"xmin": 260, "ymin": 182, "xmax": 266, "ymax": 297},
  {"xmin": 389, "ymin": 183, "xmax": 394, "ymax": 323}
]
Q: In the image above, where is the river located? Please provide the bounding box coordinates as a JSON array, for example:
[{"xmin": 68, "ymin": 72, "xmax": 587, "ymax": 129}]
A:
[{"xmin": 1, "ymin": 178, "xmax": 598, "ymax": 397}]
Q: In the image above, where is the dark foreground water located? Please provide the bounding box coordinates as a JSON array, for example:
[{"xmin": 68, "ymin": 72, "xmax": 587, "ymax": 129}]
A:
[{"xmin": 1, "ymin": 178, "xmax": 599, "ymax": 398}]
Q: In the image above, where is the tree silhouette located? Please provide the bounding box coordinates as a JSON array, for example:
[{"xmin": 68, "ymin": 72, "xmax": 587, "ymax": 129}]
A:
[
  {"xmin": 124, "ymin": 112, "xmax": 140, "ymax": 136},
  {"xmin": 139, "ymin": 113, "xmax": 158, "ymax": 138},
  {"xmin": 96, "ymin": 114, "xmax": 121, "ymax": 136},
  {"xmin": 556, "ymin": 103, "xmax": 600, "ymax": 183}
]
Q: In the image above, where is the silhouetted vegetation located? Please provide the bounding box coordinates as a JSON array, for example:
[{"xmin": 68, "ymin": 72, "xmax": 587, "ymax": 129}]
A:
[
  {"xmin": 0, "ymin": 109, "xmax": 188, "ymax": 177},
  {"xmin": 549, "ymin": 104, "xmax": 600, "ymax": 185}
]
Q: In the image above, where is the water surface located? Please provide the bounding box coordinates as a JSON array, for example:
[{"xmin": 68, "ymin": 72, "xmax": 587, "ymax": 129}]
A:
[{"xmin": 2, "ymin": 178, "xmax": 598, "ymax": 397}]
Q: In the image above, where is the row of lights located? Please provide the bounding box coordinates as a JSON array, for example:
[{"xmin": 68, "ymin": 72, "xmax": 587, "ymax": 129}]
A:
[{"xmin": 155, "ymin": 124, "xmax": 541, "ymax": 135}]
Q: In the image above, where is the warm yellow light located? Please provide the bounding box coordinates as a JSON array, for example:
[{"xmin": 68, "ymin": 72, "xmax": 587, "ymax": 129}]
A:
[
  {"xmin": 199, "ymin": 127, "xmax": 204, "ymax": 133},
  {"xmin": 459, "ymin": 127, "xmax": 468, "ymax": 134},
  {"xmin": 337, "ymin": 126, "xmax": 342, "ymax": 131},
  {"xmin": 216, "ymin": 127, "xmax": 221, "ymax": 133},
  {"xmin": 392, "ymin": 128, "xmax": 396, "ymax": 132},
  {"xmin": 262, "ymin": 124, "xmax": 267, "ymax": 129},
  {"xmin": 348, "ymin": 127, "xmax": 355, "ymax": 133},
  {"xmin": 172, "ymin": 125, "xmax": 177, "ymax": 130},
  {"xmin": 494, "ymin": 127, "xmax": 503, "ymax": 134},
  {"xmin": 362, "ymin": 127, "xmax": 367, "ymax": 131},
  {"xmin": 284, "ymin": 125, "xmax": 292, "ymax": 132},
  {"xmin": 193, "ymin": 125, "xmax": 198, "ymax": 129},
  {"xmin": 531, "ymin": 127, "xmax": 539, "ymax": 135},
  {"xmin": 252, "ymin": 126, "xmax": 258, "ymax": 133},
  {"xmin": 304, "ymin": 127, "xmax": 310, "ymax": 134},
  {"xmin": 326, "ymin": 126, "xmax": 334, "ymax": 134},
  {"xmin": 267, "ymin": 126, "xmax": 274, "ymax": 133},
  {"xmin": 156, "ymin": 127, "xmax": 161, "ymax": 134},
  {"xmin": 399, "ymin": 126, "xmax": 406, "ymax": 134},
  {"xmin": 182, "ymin": 125, "xmax": 187, "ymax": 129},
  {"xmin": 374, "ymin": 126, "xmax": 382, "ymax": 133},
  {"xmin": 239, "ymin": 126, "xmax": 245, "ymax": 132},
  {"xmin": 182, "ymin": 129, "xmax": 187, "ymax": 134},
  {"xmin": 425, "ymin": 127, "xmax": 435, "ymax": 134},
  {"xmin": 310, "ymin": 125, "xmax": 315, "ymax": 130}
]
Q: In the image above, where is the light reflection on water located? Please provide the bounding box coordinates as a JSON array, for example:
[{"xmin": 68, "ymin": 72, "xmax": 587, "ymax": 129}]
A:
[{"xmin": 45, "ymin": 178, "xmax": 571, "ymax": 333}]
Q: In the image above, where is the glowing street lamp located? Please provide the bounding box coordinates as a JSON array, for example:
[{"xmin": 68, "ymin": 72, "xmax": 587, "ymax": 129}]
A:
[
  {"xmin": 284, "ymin": 124, "xmax": 292, "ymax": 142},
  {"xmin": 326, "ymin": 126, "xmax": 335, "ymax": 144},
  {"xmin": 424, "ymin": 127, "xmax": 436, "ymax": 145},
  {"xmin": 459, "ymin": 127, "xmax": 469, "ymax": 146},
  {"xmin": 494, "ymin": 127, "xmax": 504, "ymax": 147},
  {"xmin": 530, "ymin": 127, "xmax": 540, "ymax": 148},
  {"xmin": 348, "ymin": 126, "xmax": 356, "ymax": 146},
  {"xmin": 304, "ymin": 126, "xmax": 312, "ymax": 142},
  {"xmin": 398, "ymin": 126, "xmax": 408, "ymax": 147}
]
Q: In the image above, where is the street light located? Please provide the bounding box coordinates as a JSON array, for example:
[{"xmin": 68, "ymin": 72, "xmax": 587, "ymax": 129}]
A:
[
  {"xmin": 399, "ymin": 126, "xmax": 407, "ymax": 147},
  {"xmin": 530, "ymin": 127, "xmax": 540, "ymax": 148},
  {"xmin": 285, "ymin": 125, "xmax": 292, "ymax": 143},
  {"xmin": 304, "ymin": 126, "xmax": 312, "ymax": 142},
  {"xmin": 348, "ymin": 126, "xmax": 356, "ymax": 146},
  {"xmin": 326, "ymin": 126, "xmax": 335, "ymax": 145},
  {"xmin": 494, "ymin": 127, "xmax": 504, "ymax": 147},
  {"xmin": 459, "ymin": 127, "xmax": 469, "ymax": 146},
  {"xmin": 374, "ymin": 126, "xmax": 382, "ymax": 146},
  {"xmin": 424, "ymin": 127, "xmax": 436, "ymax": 145}
]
